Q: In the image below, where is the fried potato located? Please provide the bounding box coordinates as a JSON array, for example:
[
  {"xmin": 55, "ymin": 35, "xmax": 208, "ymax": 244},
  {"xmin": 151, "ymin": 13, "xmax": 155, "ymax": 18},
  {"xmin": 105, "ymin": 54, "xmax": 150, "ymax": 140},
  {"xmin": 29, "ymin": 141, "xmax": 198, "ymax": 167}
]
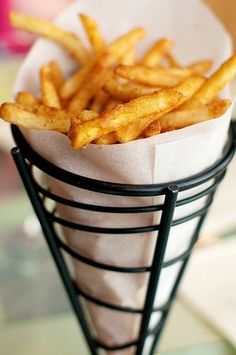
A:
[
  {"xmin": 115, "ymin": 64, "xmax": 193, "ymax": 87},
  {"xmin": 104, "ymin": 77, "xmax": 160, "ymax": 101},
  {"xmin": 60, "ymin": 64, "xmax": 92, "ymax": 100},
  {"xmin": 91, "ymin": 90, "xmax": 110, "ymax": 113},
  {"xmin": 49, "ymin": 61, "xmax": 64, "ymax": 92},
  {"xmin": 181, "ymin": 55, "xmax": 236, "ymax": 109},
  {"xmin": 70, "ymin": 89, "xmax": 182, "ymax": 149},
  {"xmin": 10, "ymin": 11, "xmax": 89, "ymax": 65},
  {"xmin": 115, "ymin": 75, "xmax": 205, "ymax": 142},
  {"xmin": 141, "ymin": 38, "xmax": 173, "ymax": 67},
  {"xmin": 188, "ymin": 60, "xmax": 213, "ymax": 75},
  {"xmin": 144, "ymin": 99, "xmax": 231, "ymax": 135},
  {"xmin": 143, "ymin": 120, "xmax": 161, "ymax": 137},
  {"xmin": 94, "ymin": 133, "xmax": 117, "ymax": 145},
  {"xmin": 105, "ymin": 98, "xmax": 123, "ymax": 110},
  {"xmin": 79, "ymin": 110, "xmax": 99, "ymax": 121},
  {"xmin": 40, "ymin": 64, "xmax": 61, "ymax": 108},
  {"xmin": 80, "ymin": 13, "xmax": 105, "ymax": 54},
  {"xmin": 121, "ymin": 49, "xmax": 136, "ymax": 65},
  {"xmin": 165, "ymin": 52, "xmax": 180, "ymax": 68},
  {"xmin": 15, "ymin": 92, "xmax": 38, "ymax": 108},
  {"xmin": 0, "ymin": 103, "xmax": 72, "ymax": 133}
]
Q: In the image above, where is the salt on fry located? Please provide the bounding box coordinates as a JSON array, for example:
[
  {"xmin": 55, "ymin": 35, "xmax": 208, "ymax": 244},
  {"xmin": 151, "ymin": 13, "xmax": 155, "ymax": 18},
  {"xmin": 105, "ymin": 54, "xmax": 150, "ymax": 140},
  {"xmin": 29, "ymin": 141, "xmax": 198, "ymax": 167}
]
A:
[
  {"xmin": 181, "ymin": 55, "xmax": 236, "ymax": 109},
  {"xmin": 0, "ymin": 103, "xmax": 72, "ymax": 133},
  {"xmin": 80, "ymin": 13, "xmax": 105, "ymax": 54},
  {"xmin": 141, "ymin": 38, "xmax": 173, "ymax": 67},
  {"xmin": 115, "ymin": 64, "xmax": 193, "ymax": 87},
  {"xmin": 70, "ymin": 89, "xmax": 182, "ymax": 149},
  {"xmin": 10, "ymin": 11, "xmax": 90, "ymax": 65},
  {"xmin": 40, "ymin": 64, "xmax": 61, "ymax": 108}
]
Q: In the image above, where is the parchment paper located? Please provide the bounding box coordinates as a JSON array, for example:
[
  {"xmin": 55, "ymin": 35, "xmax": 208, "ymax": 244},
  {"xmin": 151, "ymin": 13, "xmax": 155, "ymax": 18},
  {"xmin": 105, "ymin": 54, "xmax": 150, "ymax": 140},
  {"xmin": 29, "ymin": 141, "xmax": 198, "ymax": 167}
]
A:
[{"xmin": 11, "ymin": 1, "xmax": 233, "ymax": 354}]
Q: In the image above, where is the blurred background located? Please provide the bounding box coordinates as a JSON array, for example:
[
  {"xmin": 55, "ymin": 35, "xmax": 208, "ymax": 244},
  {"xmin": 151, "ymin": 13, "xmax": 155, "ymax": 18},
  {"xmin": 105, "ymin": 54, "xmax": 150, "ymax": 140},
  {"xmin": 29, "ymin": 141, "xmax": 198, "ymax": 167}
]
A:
[{"xmin": 0, "ymin": 1, "xmax": 235, "ymax": 355}]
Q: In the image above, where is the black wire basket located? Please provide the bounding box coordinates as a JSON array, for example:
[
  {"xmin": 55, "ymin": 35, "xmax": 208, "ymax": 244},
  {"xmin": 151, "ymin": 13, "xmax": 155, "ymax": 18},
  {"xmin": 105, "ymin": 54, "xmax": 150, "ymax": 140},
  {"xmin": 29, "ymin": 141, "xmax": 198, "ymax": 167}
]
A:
[{"xmin": 11, "ymin": 124, "xmax": 236, "ymax": 355}]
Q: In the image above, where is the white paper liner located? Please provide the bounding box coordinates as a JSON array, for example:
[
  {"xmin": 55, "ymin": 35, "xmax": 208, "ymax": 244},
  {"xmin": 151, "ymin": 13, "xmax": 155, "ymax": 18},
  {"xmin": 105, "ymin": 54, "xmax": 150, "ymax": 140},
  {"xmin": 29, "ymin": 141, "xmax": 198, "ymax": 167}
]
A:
[{"xmin": 11, "ymin": 1, "xmax": 234, "ymax": 354}]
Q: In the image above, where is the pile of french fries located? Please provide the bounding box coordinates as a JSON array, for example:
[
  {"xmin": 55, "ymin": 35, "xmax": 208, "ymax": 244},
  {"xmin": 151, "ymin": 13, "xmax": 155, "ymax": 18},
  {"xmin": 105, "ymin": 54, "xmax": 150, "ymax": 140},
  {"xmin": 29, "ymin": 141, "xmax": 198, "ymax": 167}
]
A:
[{"xmin": 0, "ymin": 11, "xmax": 236, "ymax": 149}]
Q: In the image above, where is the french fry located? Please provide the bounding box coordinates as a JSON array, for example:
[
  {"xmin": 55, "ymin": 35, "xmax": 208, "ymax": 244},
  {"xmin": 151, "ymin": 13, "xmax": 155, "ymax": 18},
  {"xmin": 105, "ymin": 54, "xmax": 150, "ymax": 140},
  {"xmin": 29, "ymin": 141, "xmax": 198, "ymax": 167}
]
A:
[
  {"xmin": 49, "ymin": 61, "xmax": 64, "ymax": 92},
  {"xmin": 105, "ymin": 98, "xmax": 123, "ymax": 110},
  {"xmin": 181, "ymin": 55, "xmax": 236, "ymax": 109},
  {"xmin": 40, "ymin": 64, "xmax": 61, "ymax": 109},
  {"xmin": 60, "ymin": 64, "xmax": 92, "ymax": 100},
  {"xmin": 115, "ymin": 64, "xmax": 193, "ymax": 87},
  {"xmin": 15, "ymin": 92, "xmax": 38, "ymax": 108},
  {"xmin": 121, "ymin": 49, "xmax": 136, "ymax": 65},
  {"xmin": 80, "ymin": 13, "xmax": 105, "ymax": 54},
  {"xmin": 68, "ymin": 28, "xmax": 146, "ymax": 114},
  {"xmin": 0, "ymin": 103, "xmax": 72, "ymax": 133},
  {"xmin": 79, "ymin": 110, "xmax": 99, "ymax": 121},
  {"xmin": 69, "ymin": 89, "xmax": 182, "ymax": 149},
  {"xmin": 115, "ymin": 75, "xmax": 205, "ymax": 142},
  {"xmin": 144, "ymin": 99, "xmax": 231, "ymax": 135},
  {"xmin": 94, "ymin": 133, "xmax": 117, "ymax": 145},
  {"xmin": 141, "ymin": 38, "xmax": 173, "ymax": 67},
  {"xmin": 10, "ymin": 11, "xmax": 90, "ymax": 65},
  {"xmin": 143, "ymin": 120, "xmax": 161, "ymax": 137},
  {"xmin": 165, "ymin": 52, "xmax": 180, "ymax": 68},
  {"xmin": 104, "ymin": 77, "xmax": 160, "ymax": 101},
  {"xmin": 188, "ymin": 60, "xmax": 212, "ymax": 75},
  {"xmin": 91, "ymin": 90, "xmax": 110, "ymax": 113}
]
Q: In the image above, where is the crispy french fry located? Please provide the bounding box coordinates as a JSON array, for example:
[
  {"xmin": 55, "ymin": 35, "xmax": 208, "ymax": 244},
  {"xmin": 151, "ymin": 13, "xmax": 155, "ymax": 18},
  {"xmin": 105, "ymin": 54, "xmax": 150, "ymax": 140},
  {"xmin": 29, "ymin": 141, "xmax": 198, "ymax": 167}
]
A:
[
  {"xmin": 144, "ymin": 99, "xmax": 231, "ymax": 135},
  {"xmin": 0, "ymin": 103, "xmax": 72, "ymax": 133},
  {"xmin": 80, "ymin": 13, "xmax": 105, "ymax": 54},
  {"xmin": 94, "ymin": 132, "xmax": 117, "ymax": 145},
  {"xmin": 49, "ymin": 61, "xmax": 64, "ymax": 92},
  {"xmin": 143, "ymin": 120, "xmax": 161, "ymax": 138},
  {"xmin": 40, "ymin": 64, "xmax": 61, "ymax": 108},
  {"xmin": 115, "ymin": 64, "xmax": 193, "ymax": 87},
  {"xmin": 115, "ymin": 75, "xmax": 205, "ymax": 142},
  {"xmin": 141, "ymin": 38, "xmax": 173, "ymax": 67},
  {"xmin": 165, "ymin": 52, "xmax": 180, "ymax": 68},
  {"xmin": 60, "ymin": 64, "xmax": 92, "ymax": 100},
  {"xmin": 69, "ymin": 89, "xmax": 182, "ymax": 149},
  {"xmin": 188, "ymin": 60, "xmax": 212, "ymax": 75},
  {"xmin": 15, "ymin": 92, "xmax": 38, "ymax": 108},
  {"xmin": 121, "ymin": 49, "xmax": 136, "ymax": 65},
  {"xmin": 10, "ymin": 11, "xmax": 90, "ymax": 65},
  {"xmin": 181, "ymin": 55, "xmax": 236, "ymax": 109},
  {"xmin": 104, "ymin": 77, "xmax": 159, "ymax": 101},
  {"xmin": 68, "ymin": 28, "xmax": 145, "ymax": 114},
  {"xmin": 91, "ymin": 90, "xmax": 110, "ymax": 113}
]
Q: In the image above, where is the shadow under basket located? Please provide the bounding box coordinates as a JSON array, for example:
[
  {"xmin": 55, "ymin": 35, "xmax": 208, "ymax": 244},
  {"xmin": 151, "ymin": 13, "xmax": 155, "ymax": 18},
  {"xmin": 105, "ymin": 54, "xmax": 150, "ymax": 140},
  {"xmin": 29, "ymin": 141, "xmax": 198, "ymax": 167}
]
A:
[{"xmin": 11, "ymin": 123, "xmax": 236, "ymax": 355}]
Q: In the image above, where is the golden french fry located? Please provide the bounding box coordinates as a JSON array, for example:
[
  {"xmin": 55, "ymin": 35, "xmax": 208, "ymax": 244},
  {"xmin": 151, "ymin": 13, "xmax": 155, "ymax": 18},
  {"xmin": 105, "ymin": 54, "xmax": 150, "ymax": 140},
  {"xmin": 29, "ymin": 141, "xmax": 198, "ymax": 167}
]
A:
[
  {"xmin": 141, "ymin": 39, "xmax": 173, "ymax": 67},
  {"xmin": 115, "ymin": 75, "xmax": 205, "ymax": 142},
  {"xmin": 121, "ymin": 49, "xmax": 136, "ymax": 65},
  {"xmin": 91, "ymin": 90, "xmax": 110, "ymax": 113},
  {"xmin": 115, "ymin": 64, "xmax": 193, "ymax": 87},
  {"xmin": 143, "ymin": 120, "xmax": 161, "ymax": 138},
  {"xmin": 49, "ymin": 61, "xmax": 64, "ymax": 92},
  {"xmin": 0, "ymin": 103, "xmax": 72, "ymax": 133},
  {"xmin": 60, "ymin": 64, "xmax": 92, "ymax": 100},
  {"xmin": 144, "ymin": 99, "xmax": 231, "ymax": 135},
  {"xmin": 80, "ymin": 13, "xmax": 105, "ymax": 54},
  {"xmin": 188, "ymin": 60, "xmax": 213, "ymax": 75},
  {"xmin": 15, "ymin": 92, "xmax": 38, "ymax": 108},
  {"xmin": 165, "ymin": 52, "xmax": 180, "ymax": 68},
  {"xmin": 181, "ymin": 55, "xmax": 236, "ymax": 109},
  {"xmin": 105, "ymin": 98, "xmax": 123, "ymax": 110},
  {"xmin": 68, "ymin": 28, "xmax": 145, "ymax": 114},
  {"xmin": 94, "ymin": 132, "xmax": 117, "ymax": 145},
  {"xmin": 40, "ymin": 64, "xmax": 61, "ymax": 108},
  {"xmin": 69, "ymin": 89, "xmax": 182, "ymax": 149},
  {"xmin": 104, "ymin": 77, "xmax": 160, "ymax": 101},
  {"xmin": 10, "ymin": 11, "xmax": 90, "ymax": 65}
]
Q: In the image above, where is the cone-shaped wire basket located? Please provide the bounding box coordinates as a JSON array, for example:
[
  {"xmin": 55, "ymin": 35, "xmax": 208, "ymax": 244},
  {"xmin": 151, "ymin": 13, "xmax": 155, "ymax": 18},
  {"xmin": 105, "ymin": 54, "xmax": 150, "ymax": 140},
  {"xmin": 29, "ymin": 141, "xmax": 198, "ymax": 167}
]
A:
[{"xmin": 11, "ymin": 124, "xmax": 236, "ymax": 355}]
